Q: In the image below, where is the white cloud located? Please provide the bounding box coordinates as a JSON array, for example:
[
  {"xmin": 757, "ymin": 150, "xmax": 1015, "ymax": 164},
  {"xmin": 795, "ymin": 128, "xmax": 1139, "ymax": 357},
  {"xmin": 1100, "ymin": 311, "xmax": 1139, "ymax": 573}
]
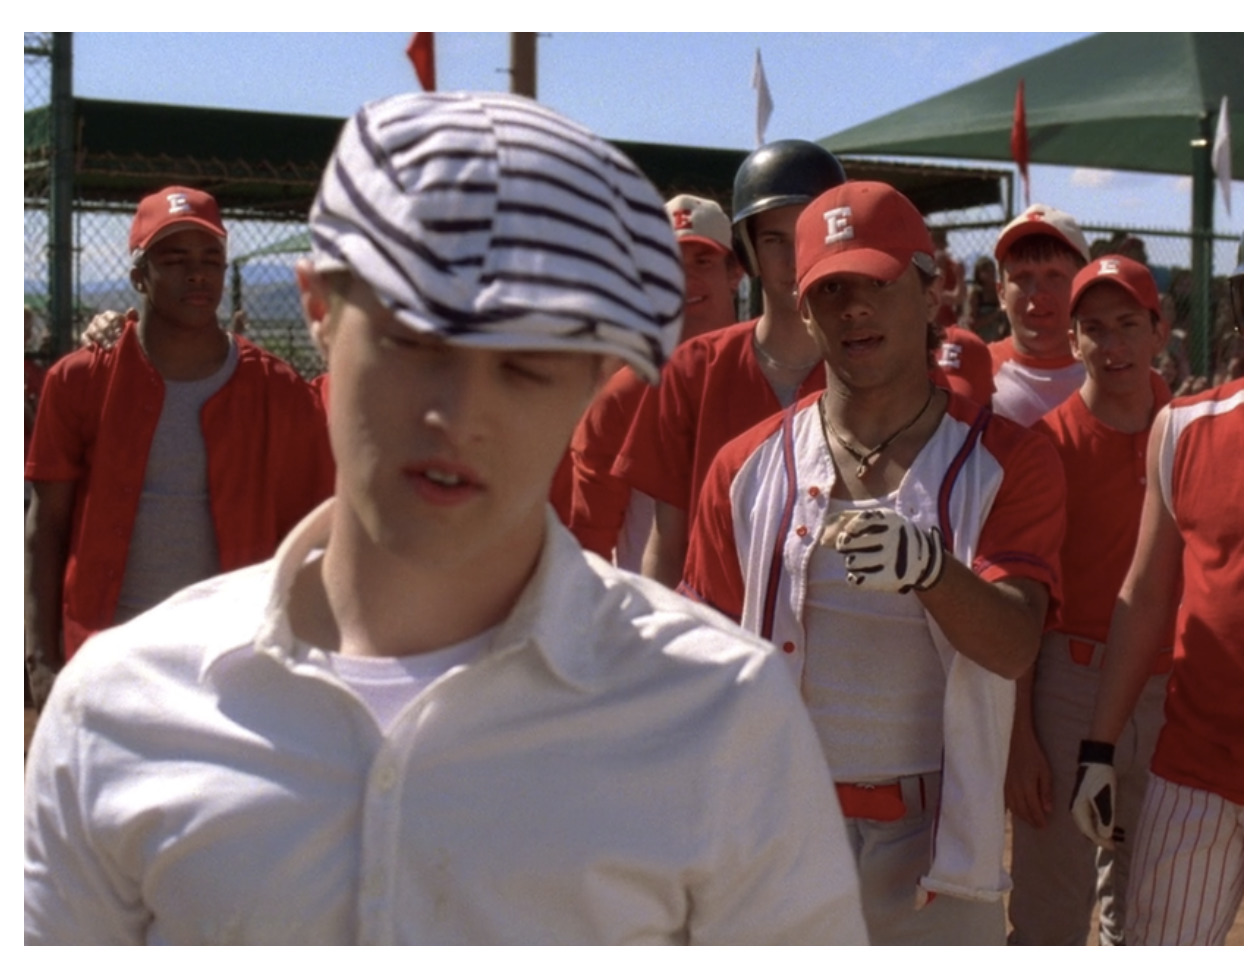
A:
[{"xmin": 1070, "ymin": 168, "xmax": 1115, "ymax": 189}]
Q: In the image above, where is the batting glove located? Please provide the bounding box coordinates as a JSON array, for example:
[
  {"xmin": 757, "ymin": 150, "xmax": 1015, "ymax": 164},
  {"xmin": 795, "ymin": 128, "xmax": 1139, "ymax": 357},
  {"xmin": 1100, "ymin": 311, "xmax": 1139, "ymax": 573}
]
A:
[
  {"xmin": 1070, "ymin": 740, "xmax": 1117, "ymax": 850},
  {"xmin": 828, "ymin": 509, "xmax": 946, "ymax": 594}
]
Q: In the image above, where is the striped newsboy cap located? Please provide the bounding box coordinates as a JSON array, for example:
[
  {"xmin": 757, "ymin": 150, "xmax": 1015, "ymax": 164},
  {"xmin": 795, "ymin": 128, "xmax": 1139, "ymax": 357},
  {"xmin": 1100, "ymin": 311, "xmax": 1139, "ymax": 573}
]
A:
[{"xmin": 309, "ymin": 92, "xmax": 684, "ymax": 381}]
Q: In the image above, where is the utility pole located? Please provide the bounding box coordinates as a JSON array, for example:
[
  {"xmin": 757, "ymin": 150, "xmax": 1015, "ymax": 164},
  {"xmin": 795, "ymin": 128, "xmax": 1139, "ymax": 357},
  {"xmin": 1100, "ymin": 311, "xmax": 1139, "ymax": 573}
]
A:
[
  {"xmin": 49, "ymin": 32, "xmax": 75, "ymax": 358},
  {"xmin": 510, "ymin": 33, "xmax": 537, "ymax": 99}
]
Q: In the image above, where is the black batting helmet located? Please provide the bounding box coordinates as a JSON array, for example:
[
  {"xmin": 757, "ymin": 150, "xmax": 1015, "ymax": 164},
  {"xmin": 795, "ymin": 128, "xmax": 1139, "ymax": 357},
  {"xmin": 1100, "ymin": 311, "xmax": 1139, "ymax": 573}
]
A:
[{"xmin": 731, "ymin": 140, "xmax": 847, "ymax": 276}]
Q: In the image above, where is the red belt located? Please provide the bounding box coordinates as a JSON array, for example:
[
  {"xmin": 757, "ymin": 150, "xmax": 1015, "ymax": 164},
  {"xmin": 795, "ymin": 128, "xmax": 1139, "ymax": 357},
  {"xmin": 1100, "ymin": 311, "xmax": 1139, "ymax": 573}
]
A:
[
  {"xmin": 1067, "ymin": 637, "xmax": 1172, "ymax": 676},
  {"xmin": 835, "ymin": 775, "xmax": 929, "ymax": 822}
]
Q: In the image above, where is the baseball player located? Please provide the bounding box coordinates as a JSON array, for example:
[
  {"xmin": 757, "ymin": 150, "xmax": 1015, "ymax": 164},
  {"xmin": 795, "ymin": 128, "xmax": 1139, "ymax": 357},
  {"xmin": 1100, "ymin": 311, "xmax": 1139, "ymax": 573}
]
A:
[
  {"xmin": 1071, "ymin": 257, "xmax": 1243, "ymax": 946},
  {"xmin": 683, "ymin": 181, "xmax": 1067, "ymax": 944},
  {"xmin": 934, "ymin": 322, "xmax": 995, "ymax": 407},
  {"xmin": 25, "ymin": 91, "xmax": 869, "ymax": 946},
  {"xmin": 990, "ymin": 204, "xmax": 1091, "ymax": 426},
  {"xmin": 567, "ymin": 194, "xmax": 741, "ymax": 570},
  {"xmin": 1006, "ymin": 255, "xmax": 1172, "ymax": 945},
  {"xmin": 24, "ymin": 186, "xmax": 334, "ymax": 707},
  {"xmin": 612, "ymin": 140, "xmax": 844, "ymax": 586}
]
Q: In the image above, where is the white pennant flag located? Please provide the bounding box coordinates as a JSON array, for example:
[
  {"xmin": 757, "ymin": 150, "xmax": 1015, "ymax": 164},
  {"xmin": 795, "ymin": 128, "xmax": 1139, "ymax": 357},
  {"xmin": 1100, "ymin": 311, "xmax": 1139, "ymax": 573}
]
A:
[
  {"xmin": 1212, "ymin": 95, "xmax": 1232, "ymax": 216},
  {"xmin": 752, "ymin": 48, "xmax": 774, "ymax": 147}
]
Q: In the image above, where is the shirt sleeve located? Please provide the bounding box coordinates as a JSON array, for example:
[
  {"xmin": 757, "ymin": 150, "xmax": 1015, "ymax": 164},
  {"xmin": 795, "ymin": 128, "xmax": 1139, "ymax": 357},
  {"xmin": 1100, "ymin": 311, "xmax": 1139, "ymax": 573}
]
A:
[
  {"xmin": 25, "ymin": 683, "xmax": 150, "ymax": 944},
  {"xmin": 612, "ymin": 349, "xmax": 700, "ymax": 511},
  {"xmin": 25, "ymin": 355, "xmax": 92, "ymax": 483},
  {"xmin": 681, "ymin": 446, "xmax": 746, "ymax": 621},
  {"xmin": 569, "ymin": 373, "xmax": 645, "ymax": 558},
  {"xmin": 972, "ymin": 422, "xmax": 1067, "ymax": 622}
]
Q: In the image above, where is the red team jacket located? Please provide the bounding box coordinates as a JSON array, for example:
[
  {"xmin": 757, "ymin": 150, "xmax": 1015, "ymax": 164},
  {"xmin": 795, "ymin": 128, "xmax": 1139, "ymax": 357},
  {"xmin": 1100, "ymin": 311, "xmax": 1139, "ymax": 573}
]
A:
[{"xmin": 26, "ymin": 322, "xmax": 335, "ymax": 658}]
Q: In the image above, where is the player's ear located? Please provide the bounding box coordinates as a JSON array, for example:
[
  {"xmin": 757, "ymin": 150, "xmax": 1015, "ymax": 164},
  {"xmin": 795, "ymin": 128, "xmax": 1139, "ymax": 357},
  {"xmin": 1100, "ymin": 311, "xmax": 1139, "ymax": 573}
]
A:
[
  {"xmin": 296, "ymin": 259, "xmax": 333, "ymax": 361},
  {"xmin": 129, "ymin": 265, "xmax": 147, "ymax": 294},
  {"xmin": 922, "ymin": 270, "xmax": 943, "ymax": 323},
  {"xmin": 1068, "ymin": 323, "xmax": 1084, "ymax": 362}
]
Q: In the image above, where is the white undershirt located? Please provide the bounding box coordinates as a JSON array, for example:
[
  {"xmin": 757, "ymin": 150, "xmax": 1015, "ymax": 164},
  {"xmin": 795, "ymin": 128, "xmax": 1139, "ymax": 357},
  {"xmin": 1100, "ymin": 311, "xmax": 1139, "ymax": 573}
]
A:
[
  {"xmin": 802, "ymin": 496, "xmax": 946, "ymax": 783},
  {"xmin": 328, "ymin": 631, "xmax": 492, "ymax": 733}
]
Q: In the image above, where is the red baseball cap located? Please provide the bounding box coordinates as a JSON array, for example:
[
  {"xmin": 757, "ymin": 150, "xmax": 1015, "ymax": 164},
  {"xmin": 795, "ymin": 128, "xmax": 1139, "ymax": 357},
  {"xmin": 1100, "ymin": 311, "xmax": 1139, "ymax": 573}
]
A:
[
  {"xmin": 795, "ymin": 181, "xmax": 935, "ymax": 307},
  {"xmin": 129, "ymin": 186, "xmax": 226, "ymax": 262},
  {"xmin": 1069, "ymin": 254, "xmax": 1161, "ymax": 317}
]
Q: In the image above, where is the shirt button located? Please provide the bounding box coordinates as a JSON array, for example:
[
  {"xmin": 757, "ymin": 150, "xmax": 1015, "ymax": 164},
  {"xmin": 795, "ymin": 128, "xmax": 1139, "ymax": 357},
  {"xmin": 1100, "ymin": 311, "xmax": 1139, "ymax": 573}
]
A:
[
  {"xmin": 808, "ymin": 486, "xmax": 821, "ymax": 498},
  {"xmin": 795, "ymin": 525, "xmax": 808, "ymax": 537},
  {"xmin": 374, "ymin": 763, "xmax": 399, "ymax": 792},
  {"xmin": 782, "ymin": 641, "xmax": 796, "ymax": 654}
]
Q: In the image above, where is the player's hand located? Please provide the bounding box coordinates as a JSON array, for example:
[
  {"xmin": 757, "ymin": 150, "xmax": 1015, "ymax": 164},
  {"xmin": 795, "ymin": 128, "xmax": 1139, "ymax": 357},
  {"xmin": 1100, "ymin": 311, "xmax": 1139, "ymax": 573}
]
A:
[
  {"xmin": 1005, "ymin": 727, "xmax": 1054, "ymax": 828},
  {"xmin": 1070, "ymin": 740, "xmax": 1117, "ymax": 850},
  {"xmin": 823, "ymin": 508, "xmax": 945, "ymax": 594},
  {"xmin": 79, "ymin": 308, "xmax": 136, "ymax": 350}
]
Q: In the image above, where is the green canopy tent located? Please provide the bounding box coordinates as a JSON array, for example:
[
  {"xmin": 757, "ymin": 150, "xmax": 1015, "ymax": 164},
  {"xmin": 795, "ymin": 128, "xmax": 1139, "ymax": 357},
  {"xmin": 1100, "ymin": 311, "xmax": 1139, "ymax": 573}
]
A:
[{"xmin": 819, "ymin": 32, "xmax": 1243, "ymax": 373}]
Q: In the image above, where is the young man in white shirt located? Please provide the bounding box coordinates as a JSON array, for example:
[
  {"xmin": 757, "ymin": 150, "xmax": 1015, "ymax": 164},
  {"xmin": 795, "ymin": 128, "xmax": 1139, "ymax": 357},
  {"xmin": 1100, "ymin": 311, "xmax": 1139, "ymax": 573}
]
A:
[{"xmin": 24, "ymin": 92, "xmax": 867, "ymax": 946}]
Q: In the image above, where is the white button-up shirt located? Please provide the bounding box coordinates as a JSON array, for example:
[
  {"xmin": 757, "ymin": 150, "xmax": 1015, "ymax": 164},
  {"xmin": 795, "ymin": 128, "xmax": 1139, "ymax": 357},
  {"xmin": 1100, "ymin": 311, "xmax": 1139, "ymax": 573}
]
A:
[{"xmin": 25, "ymin": 501, "xmax": 867, "ymax": 945}]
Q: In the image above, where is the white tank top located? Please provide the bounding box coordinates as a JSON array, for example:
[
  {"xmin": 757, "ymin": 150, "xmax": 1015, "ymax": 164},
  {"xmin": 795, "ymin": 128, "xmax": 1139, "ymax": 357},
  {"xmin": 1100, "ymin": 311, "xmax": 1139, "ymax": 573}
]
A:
[{"xmin": 802, "ymin": 496, "xmax": 946, "ymax": 782}]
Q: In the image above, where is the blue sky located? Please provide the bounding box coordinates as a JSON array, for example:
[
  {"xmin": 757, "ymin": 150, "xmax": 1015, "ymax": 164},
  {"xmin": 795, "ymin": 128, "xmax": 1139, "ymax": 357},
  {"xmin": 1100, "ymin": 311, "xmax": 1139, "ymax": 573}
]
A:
[{"xmin": 66, "ymin": 31, "xmax": 1243, "ymax": 234}]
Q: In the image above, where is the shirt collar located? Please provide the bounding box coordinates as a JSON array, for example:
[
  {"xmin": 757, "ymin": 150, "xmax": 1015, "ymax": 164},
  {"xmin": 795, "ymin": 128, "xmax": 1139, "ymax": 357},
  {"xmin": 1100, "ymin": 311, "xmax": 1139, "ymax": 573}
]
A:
[{"xmin": 202, "ymin": 499, "xmax": 607, "ymax": 692}]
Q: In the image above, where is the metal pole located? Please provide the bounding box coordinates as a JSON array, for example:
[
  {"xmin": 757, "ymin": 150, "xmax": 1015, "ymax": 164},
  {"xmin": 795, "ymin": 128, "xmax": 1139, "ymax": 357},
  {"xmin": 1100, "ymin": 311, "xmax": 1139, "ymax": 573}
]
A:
[
  {"xmin": 1189, "ymin": 120, "xmax": 1215, "ymax": 378},
  {"xmin": 510, "ymin": 33, "xmax": 537, "ymax": 99},
  {"xmin": 48, "ymin": 32, "xmax": 74, "ymax": 359}
]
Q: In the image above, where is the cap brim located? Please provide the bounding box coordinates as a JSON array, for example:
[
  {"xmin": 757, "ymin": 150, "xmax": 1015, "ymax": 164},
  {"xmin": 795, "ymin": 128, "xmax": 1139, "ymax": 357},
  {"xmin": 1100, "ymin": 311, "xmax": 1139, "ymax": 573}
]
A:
[
  {"xmin": 797, "ymin": 249, "xmax": 905, "ymax": 307},
  {"xmin": 1069, "ymin": 276, "xmax": 1158, "ymax": 318},
  {"xmin": 996, "ymin": 222, "xmax": 1073, "ymax": 262},
  {"xmin": 677, "ymin": 235, "xmax": 732, "ymax": 256}
]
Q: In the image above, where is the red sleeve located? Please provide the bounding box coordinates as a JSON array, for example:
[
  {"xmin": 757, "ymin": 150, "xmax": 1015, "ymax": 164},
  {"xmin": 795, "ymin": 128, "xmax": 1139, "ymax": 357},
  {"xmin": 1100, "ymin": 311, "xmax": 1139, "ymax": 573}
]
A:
[
  {"xmin": 568, "ymin": 369, "xmax": 648, "ymax": 556},
  {"xmin": 25, "ymin": 351, "xmax": 95, "ymax": 483},
  {"xmin": 275, "ymin": 376, "xmax": 335, "ymax": 540},
  {"xmin": 972, "ymin": 417, "xmax": 1067, "ymax": 624},
  {"xmin": 681, "ymin": 440, "xmax": 747, "ymax": 622},
  {"xmin": 611, "ymin": 338, "xmax": 706, "ymax": 510}
]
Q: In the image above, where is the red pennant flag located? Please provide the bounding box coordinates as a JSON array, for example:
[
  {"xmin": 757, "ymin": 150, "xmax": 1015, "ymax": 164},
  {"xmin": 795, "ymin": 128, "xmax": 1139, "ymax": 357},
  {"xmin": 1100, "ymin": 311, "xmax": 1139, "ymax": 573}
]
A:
[
  {"xmin": 1011, "ymin": 78, "xmax": 1030, "ymax": 206},
  {"xmin": 407, "ymin": 33, "xmax": 436, "ymax": 92}
]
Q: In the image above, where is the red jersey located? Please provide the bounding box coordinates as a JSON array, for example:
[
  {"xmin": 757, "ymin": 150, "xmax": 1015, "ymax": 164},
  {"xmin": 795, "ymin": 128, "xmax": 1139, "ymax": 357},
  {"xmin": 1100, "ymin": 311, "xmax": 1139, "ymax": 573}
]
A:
[
  {"xmin": 1150, "ymin": 379, "xmax": 1244, "ymax": 804},
  {"xmin": 1033, "ymin": 372, "xmax": 1172, "ymax": 641},
  {"xmin": 612, "ymin": 319, "xmax": 826, "ymax": 522},
  {"xmin": 26, "ymin": 322, "xmax": 335, "ymax": 658}
]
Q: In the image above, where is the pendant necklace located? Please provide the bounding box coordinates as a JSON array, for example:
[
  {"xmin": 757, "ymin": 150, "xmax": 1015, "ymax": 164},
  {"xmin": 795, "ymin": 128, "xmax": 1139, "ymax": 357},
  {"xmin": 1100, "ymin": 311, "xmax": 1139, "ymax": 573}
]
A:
[{"xmin": 818, "ymin": 387, "xmax": 936, "ymax": 479}]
